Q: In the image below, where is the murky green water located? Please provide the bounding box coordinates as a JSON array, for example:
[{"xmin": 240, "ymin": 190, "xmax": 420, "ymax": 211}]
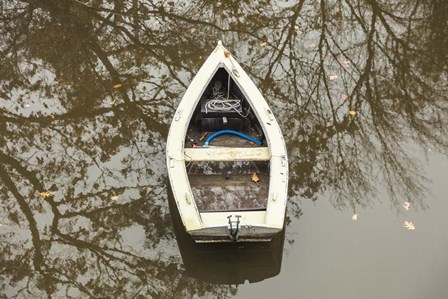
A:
[{"xmin": 1, "ymin": 1, "xmax": 448, "ymax": 298}]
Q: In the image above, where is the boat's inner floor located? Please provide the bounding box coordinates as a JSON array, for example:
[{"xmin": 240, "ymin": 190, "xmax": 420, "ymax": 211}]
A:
[{"xmin": 187, "ymin": 161, "xmax": 269, "ymax": 212}]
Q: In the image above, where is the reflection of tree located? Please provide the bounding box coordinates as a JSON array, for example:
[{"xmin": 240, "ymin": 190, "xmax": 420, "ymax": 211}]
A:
[{"xmin": 1, "ymin": 0, "xmax": 448, "ymax": 296}]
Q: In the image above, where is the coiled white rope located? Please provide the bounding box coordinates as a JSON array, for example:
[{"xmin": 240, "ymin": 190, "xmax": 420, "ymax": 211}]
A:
[{"xmin": 205, "ymin": 81, "xmax": 250, "ymax": 118}]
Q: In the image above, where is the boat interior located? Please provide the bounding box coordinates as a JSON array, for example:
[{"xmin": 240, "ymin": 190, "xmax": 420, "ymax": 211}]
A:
[{"xmin": 185, "ymin": 67, "xmax": 270, "ymax": 212}]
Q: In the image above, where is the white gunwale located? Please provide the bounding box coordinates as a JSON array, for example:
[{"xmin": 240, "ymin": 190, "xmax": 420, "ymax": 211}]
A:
[{"xmin": 166, "ymin": 41, "xmax": 288, "ymax": 242}]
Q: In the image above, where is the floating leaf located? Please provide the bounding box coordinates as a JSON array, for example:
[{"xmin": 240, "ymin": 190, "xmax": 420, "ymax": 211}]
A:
[
  {"xmin": 294, "ymin": 25, "xmax": 299, "ymax": 30},
  {"xmin": 403, "ymin": 201, "xmax": 411, "ymax": 211},
  {"xmin": 403, "ymin": 221, "xmax": 415, "ymax": 231},
  {"xmin": 329, "ymin": 75, "xmax": 338, "ymax": 81},
  {"xmin": 352, "ymin": 214, "xmax": 358, "ymax": 221},
  {"xmin": 113, "ymin": 83, "xmax": 123, "ymax": 89},
  {"xmin": 341, "ymin": 61, "xmax": 351, "ymax": 69},
  {"xmin": 251, "ymin": 172, "xmax": 260, "ymax": 184},
  {"xmin": 40, "ymin": 191, "xmax": 54, "ymax": 198},
  {"xmin": 348, "ymin": 110, "xmax": 357, "ymax": 116},
  {"xmin": 260, "ymin": 41, "xmax": 268, "ymax": 47}
]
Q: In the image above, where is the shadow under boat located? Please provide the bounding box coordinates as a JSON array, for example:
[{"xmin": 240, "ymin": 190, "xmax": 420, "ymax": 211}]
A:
[{"xmin": 168, "ymin": 183, "xmax": 285, "ymax": 284}]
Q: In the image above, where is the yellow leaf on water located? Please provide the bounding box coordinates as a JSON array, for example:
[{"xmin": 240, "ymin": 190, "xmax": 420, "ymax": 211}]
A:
[
  {"xmin": 251, "ymin": 172, "xmax": 260, "ymax": 184},
  {"xmin": 260, "ymin": 41, "xmax": 268, "ymax": 47},
  {"xmin": 113, "ymin": 83, "xmax": 123, "ymax": 89},
  {"xmin": 403, "ymin": 221, "xmax": 415, "ymax": 231},
  {"xmin": 40, "ymin": 191, "xmax": 54, "ymax": 198},
  {"xmin": 403, "ymin": 201, "xmax": 411, "ymax": 211},
  {"xmin": 110, "ymin": 195, "xmax": 119, "ymax": 201},
  {"xmin": 348, "ymin": 110, "xmax": 357, "ymax": 116}
]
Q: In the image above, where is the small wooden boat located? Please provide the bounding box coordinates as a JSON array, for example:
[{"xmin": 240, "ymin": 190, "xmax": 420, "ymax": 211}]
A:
[{"xmin": 166, "ymin": 41, "xmax": 288, "ymax": 243}]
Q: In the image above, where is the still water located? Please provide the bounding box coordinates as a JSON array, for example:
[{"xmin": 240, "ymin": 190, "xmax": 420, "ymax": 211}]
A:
[{"xmin": 1, "ymin": 0, "xmax": 448, "ymax": 298}]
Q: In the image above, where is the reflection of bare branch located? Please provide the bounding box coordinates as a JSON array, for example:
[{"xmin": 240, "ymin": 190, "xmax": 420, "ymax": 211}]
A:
[{"xmin": 0, "ymin": 166, "xmax": 44, "ymax": 270}]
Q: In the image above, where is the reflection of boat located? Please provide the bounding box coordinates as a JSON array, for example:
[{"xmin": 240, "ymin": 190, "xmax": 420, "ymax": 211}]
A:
[
  {"xmin": 168, "ymin": 184, "xmax": 285, "ymax": 284},
  {"xmin": 166, "ymin": 41, "xmax": 288, "ymax": 243}
]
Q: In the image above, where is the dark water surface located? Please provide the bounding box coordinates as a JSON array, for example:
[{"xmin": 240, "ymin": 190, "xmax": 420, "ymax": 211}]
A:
[{"xmin": 1, "ymin": 1, "xmax": 448, "ymax": 298}]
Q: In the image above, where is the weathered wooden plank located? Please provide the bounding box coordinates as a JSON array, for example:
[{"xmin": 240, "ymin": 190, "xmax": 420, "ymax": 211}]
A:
[
  {"xmin": 184, "ymin": 147, "xmax": 270, "ymax": 162},
  {"xmin": 189, "ymin": 173, "xmax": 269, "ymax": 211}
]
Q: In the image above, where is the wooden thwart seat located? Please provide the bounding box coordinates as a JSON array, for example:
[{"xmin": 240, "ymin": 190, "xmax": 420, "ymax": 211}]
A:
[{"xmin": 184, "ymin": 147, "xmax": 270, "ymax": 162}]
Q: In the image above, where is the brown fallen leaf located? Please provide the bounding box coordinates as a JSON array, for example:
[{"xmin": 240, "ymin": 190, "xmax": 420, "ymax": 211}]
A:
[
  {"xmin": 224, "ymin": 50, "xmax": 231, "ymax": 58},
  {"xmin": 113, "ymin": 83, "xmax": 123, "ymax": 89},
  {"xmin": 251, "ymin": 172, "xmax": 260, "ymax": 184},
  {"xmin": 40, "ymin": 191, "xmax": 54, "ymax": 198},
  {"xmin": 199, "ymin": 132, "xmax": 208, "ymax": 141}
]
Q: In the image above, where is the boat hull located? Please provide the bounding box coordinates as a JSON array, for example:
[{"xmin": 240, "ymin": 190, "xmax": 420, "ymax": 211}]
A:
[{"xmin": 166, "ymin": 41, "xmax": 288, "ymax": 243}]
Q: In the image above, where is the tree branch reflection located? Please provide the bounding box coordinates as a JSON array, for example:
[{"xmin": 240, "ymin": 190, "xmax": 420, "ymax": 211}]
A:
[{"xmin": 1, "ymin": 0, "xmax": 447, "ymax": 296}]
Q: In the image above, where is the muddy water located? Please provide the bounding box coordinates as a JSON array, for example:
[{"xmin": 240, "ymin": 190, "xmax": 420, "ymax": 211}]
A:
[{"xmin": 1, "ymin": 1, "xmax": 447, "ymax": 298}]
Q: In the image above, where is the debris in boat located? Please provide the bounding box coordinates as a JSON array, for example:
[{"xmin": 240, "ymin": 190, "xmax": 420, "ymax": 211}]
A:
[
  {"xmin": 403, "ymin": 201, "xmax": 411, "ymax": 211},
  {"xmin": 224, "ymin": 50, "xmax": 231, "ymax": 58},
  {"xmin": 352, "ymin": 214, "xmax": 358, "ymax": 221},
  {"xmin": 199, "ymin": 132, "xmax": 208, "ymax": 141},
  {"xmin": 110, "ymin": 195, "xmax": 119, "ymax": 201},
  {"xmin": 348, "ymin": 110, "xmax": 357, "ymax": 116},
  {"xmin": 40, "ymin": 191, "xmax": 54, "ymax": 198},
  {"xmin": 113, "ymin": 83, "xmax": 122, "ymax": 89},
  {"xmin": 248, "ymin": 141, "xmax": 255, "ymax": 145},
  {"xmin": 251, "ymin": 172, "xmax": 260, "ymax": 185},
  {"xmin": 403, "ymin": 221, "xmax": 415, "ymax": 231}
]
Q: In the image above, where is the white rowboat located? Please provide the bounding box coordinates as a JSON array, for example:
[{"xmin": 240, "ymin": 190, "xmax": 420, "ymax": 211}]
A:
[{"xmin": 166, "ymin": 41, "xmax": 288, "ymax": 242}]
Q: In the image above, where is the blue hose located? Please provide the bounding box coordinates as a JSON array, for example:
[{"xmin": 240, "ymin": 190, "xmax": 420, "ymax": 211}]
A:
[{"xmin": 204, "ymin": 130, "xmax": 262, "ymax": 146}]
